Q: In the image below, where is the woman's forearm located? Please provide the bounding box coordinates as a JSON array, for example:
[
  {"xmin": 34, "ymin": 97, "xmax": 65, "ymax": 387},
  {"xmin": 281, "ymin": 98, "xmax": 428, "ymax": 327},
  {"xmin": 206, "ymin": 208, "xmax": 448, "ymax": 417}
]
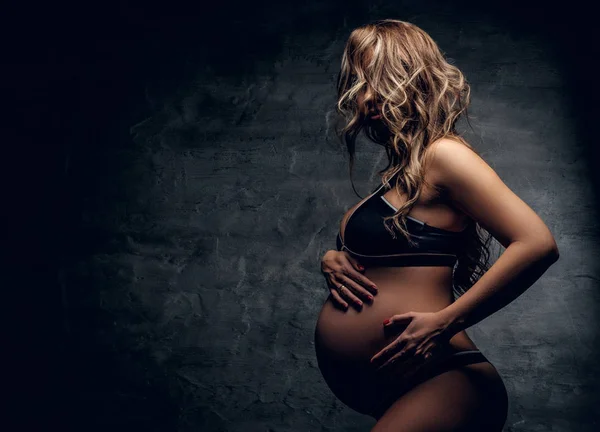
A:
[{"xmin": 438, "ymin": 240, "xmax": 560, "ymax": 337}]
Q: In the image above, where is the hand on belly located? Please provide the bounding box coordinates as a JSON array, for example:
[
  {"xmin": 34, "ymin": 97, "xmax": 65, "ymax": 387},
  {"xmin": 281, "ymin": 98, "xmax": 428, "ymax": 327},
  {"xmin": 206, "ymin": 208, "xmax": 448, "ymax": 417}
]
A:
[
  {"xmin": 315, "ymin": 303, "xmax": 438, "ymax": 386},
  {"xmin": 369, "ymin": 310, "xmax": 453, "ymax": 372},
  {"xmin": 315, "ymin": 276, "xmax": 456, "ymax": 367},
  {"xmin": 320, "ymin": 250, "xmax": 379, "ymax": 310}
]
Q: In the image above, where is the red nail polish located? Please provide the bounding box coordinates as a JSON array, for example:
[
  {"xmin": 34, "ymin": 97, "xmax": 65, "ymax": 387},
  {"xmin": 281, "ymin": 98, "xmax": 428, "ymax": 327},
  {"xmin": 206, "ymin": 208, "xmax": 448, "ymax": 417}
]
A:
[{"xmin": 383, "ymin": 319, "xmax": 390, "ymax": 326}]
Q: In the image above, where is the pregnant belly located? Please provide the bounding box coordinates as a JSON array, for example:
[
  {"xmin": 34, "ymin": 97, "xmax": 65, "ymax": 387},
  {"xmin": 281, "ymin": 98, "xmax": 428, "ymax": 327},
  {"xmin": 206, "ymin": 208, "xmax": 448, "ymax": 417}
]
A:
[
  {"xmin": 313, "ymin": 272, "xmax": 477, "ymax": 415},
  {"xmin": 315, "ymin": 278, "xmax": 463, "ymax": 359}
]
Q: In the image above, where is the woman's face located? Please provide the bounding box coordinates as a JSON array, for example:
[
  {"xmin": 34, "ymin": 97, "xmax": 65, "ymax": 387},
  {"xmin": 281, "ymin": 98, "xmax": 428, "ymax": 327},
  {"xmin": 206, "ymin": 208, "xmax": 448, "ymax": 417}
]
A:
[{"xmin": 356, "ymin": 84, "xmax": 382, "ymax": 120}]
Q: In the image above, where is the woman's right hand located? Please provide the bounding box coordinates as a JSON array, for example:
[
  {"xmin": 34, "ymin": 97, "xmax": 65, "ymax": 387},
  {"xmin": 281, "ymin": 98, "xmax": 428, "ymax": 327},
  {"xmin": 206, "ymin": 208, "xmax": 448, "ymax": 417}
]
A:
[{"xmin": 320, "ymin": 250, "xmax": 379, "ymax": 310}]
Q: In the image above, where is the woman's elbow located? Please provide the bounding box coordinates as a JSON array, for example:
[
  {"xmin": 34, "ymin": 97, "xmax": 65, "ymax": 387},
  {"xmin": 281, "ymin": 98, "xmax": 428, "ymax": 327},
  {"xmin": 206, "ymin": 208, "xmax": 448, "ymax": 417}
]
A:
[
  {"xmin": 541, "ymin": 236, "xmax": 560, "ymax": 263},
  {"xmin": 524, "ymin": 233, "xmax": 559, "ymax": 263}
]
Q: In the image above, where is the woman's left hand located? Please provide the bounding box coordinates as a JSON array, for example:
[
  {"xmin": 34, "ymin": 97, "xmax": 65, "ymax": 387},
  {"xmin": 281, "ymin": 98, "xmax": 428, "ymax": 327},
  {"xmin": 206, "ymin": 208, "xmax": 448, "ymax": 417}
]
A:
[{"xmin": 369, "ymin": 311, "xmax": 454, "ymax": 371}]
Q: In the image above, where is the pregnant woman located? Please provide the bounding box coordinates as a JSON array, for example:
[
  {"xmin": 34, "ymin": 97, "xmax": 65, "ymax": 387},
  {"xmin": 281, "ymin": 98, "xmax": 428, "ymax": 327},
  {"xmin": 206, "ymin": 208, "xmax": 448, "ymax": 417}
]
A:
[{"xmin": 314, "ymin": 19, "xmax": 560, "ymax": 431}]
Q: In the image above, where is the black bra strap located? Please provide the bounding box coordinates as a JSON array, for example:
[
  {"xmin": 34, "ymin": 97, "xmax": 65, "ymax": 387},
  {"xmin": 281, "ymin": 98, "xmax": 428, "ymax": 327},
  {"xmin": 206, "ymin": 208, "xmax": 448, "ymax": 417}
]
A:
[
  {"xmin": 355, "ymin": 253, "xmax": 458, "ymax": 267},
  {"xmin": 336, "ymin": 233, "xmax": 457, "ymax": 267}
]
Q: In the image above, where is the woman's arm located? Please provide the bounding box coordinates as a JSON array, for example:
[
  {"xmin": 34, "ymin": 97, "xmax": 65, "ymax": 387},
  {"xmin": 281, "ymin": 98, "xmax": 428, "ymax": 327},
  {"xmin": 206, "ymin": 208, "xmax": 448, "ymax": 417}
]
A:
[{"xmin": 427, "ymin": 138, "xmax": 560, "ymax": 337}]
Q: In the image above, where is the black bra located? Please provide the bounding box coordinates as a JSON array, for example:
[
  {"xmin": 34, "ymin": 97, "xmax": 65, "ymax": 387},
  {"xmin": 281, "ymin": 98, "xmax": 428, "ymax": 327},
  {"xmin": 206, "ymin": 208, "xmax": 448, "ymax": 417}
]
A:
[{"xmin": 336, "ymin": 178, "xmax": 469, "ymax": 267}]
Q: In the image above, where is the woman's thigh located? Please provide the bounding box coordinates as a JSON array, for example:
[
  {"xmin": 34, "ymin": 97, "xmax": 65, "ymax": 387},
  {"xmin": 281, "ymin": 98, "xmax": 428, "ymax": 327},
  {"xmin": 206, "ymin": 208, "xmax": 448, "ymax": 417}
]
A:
[{"xmin": 370, "ymin": 363, "xmax": 508, "ymax": 432}]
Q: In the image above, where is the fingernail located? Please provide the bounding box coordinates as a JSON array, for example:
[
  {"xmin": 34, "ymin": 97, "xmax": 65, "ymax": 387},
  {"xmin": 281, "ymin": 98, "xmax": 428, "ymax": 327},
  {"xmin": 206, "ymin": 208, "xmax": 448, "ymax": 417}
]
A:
[
  {"xmin": 372, "ymin": 285, "xmax": 377, "ymax": 290},
  {"xmin": 357, "ymin": 301, "xmax": 363, "ymax": 306},
  {"xmin": 367, "ymin": 294, "xmax": 374, "ymax": 301},
  {"xmin": 358, "ymin": 266, "xmax": 364, "ymax": 270},
  {"xmin": 383, "ymin": 319, "xmax": 390, "ymax": 326}
]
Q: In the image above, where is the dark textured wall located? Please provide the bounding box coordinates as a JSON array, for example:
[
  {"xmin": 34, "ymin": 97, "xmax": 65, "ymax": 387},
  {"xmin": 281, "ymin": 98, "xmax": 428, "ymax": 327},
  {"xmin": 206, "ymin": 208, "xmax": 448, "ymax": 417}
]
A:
[{"xmin": 7, "ymin": 0, "xmax": 600, "ymax": 431}]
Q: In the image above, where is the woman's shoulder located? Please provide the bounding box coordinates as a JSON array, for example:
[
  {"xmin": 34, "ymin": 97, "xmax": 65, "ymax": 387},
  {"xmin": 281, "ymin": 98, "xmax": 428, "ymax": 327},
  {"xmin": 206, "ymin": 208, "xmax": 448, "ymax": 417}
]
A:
[
  {"xmin": 423, "ymin": 136, "xmax": 487, "ymax": 192},
  {"xmin": 425, "ymin": 136, "xmax": 474, "ymax": 160},
  {"xmin": 424, "ymin": 136, "xmax": 481, "ymax": 170}
]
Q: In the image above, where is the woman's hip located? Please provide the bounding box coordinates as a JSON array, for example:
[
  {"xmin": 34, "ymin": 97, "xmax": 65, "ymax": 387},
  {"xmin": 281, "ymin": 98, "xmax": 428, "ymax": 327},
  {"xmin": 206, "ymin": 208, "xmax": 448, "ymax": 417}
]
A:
[
  {"xmin": 368, "ymin": 348, "xmax": 507, "ymax": 419},
  {"xmin": 314, "ymin": 334, "xmax": 505, "ymax": 419}
]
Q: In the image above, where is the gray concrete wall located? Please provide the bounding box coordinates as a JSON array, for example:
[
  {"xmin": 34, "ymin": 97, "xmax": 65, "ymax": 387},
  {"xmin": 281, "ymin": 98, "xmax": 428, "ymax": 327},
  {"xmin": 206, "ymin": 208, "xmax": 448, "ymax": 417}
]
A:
[{"xmin": 10, "ymin": 0, "xmax": 599, "ymax": 431}]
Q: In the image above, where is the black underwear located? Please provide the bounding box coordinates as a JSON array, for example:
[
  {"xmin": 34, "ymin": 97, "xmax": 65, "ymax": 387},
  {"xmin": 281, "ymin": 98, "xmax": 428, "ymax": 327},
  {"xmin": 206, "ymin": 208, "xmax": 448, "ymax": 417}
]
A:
[{"xmin": 369, "ymin": 349, "xmax": 489, "ymax": 418}]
